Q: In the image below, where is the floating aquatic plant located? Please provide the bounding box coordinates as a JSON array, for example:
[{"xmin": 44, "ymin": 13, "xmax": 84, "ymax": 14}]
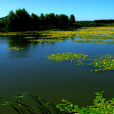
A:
[
  {"xmin": 29, "ymin": 39, "xmax": 63, "ymax": 43},
  {"xmin": 72, "ymin": 39, "xmax": 109, "ymax": 44},
  {"xmin": 47, "ymin": 52, "xmax": 88, "ymax": 66},
  {"xmin": 47, "ymin": 53, "xmax": 114, "ymax": 72},
  {"xmin": 6, "ymin": 47, "xmax": 24, "ymax": 51},
  {"xmin": 1, "ymin": 27, "xmax": 114, "ymax": 40},
  {"xmin": 90, "ymin": 55, "xmax": 114, "ymax": 72}
]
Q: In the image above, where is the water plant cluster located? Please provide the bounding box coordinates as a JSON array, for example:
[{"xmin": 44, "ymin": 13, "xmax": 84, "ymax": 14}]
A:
[
  {"xmin": 72, "ymin": 27, "xmax": 114, "ymax": 44},
  {"xmin": 28, "ymin": 27, "xmax": 114, "ymax": 44},
  {"xmin": 0, "ymin": 31, "xmax": 40, "ymax": 36},
  {"xmin": 47, "ymin": 53, "xmax": 114, "ymax": 72},
  {"xmin": 28, "ymin": 39, "xmax": 64, "ymax": 43},
  {"xmin": 0, "ymin": 27, "xmax": 114, "ymax": 44},
  {"xmin": 47, "ymin": 52, "xmax": 88, "ymax": 63},
  {"xmin": 72, "ymin": 39, "xmax": 111, "ymax": 44},
  {"xmin": 6, "ymin": 47, "xmax": 24, "ymax": 51},
  {"xmin": 90, "ymin": 55, "xmax": 114, "ymax": 72},
  {"xmin": 74, "ymin": 27, "xmax": 114, "ymax": 39},
  {"xmin": 1, "ymin": 92, "xmax": 114, "ymax": 114},
  {"xmin": 38, "ymin": 27, "xmax": 114, "ymax": 39}
]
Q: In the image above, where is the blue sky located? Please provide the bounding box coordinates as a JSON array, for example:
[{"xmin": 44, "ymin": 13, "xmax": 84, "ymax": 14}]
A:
[{"xmin": 0, "ymin": 0, "xmax": 114, "ymax": 20}]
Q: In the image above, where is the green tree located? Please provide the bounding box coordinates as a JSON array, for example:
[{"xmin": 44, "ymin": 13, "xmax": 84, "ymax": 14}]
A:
[
  {"xmin": 45, "ymin": 13, "xmax": 57, "ymax": 29},
  {"xmin": 31, "ymin": 13, "xmax": 40, "ymax": 30},
  {"xmin": 69, "ymin": 14, "xmax": 75, "ymax": 26},
  {"xmin": 40, "ymin": 13, "xmax": 45, "ymax": 24},
  {"xmin": 7, "ymin": 11, "xmax": 16, "ymax": 31},
  {"xmin": 45, "ymin": 13, "xmax": 56, "ymax": 25},
  {"xmin": 7, "ymin": 9, "xmax": 31, "ymax": 31},
  {"xmin": 0, "ymin": 21, "xmax": 6, "ymax": 28},
  {"xmin": 59, "ymin": 14, "xmax": 69, "ymax": 28},
  {"xmin": 55, "ymin": 14, "xmax": 60, "ymax": 28},
  {"xmin": 39, "ymin": 13, "xmax": 46, "ymax": 30},
  {"xmin": 15, "ymin": 9, "xmax": 31, "ymax": 31}
]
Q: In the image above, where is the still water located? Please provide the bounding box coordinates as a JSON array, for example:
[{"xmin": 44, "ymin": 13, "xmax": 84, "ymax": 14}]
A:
[{"xmin": 0, "ymin": 35, "xmax": 114, "ymax": 112}]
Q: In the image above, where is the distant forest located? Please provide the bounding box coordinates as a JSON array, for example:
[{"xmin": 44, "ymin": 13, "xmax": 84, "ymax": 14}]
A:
[{"xmin": 0, "ymin": 8, "xmax": 114, "ymax": 32}]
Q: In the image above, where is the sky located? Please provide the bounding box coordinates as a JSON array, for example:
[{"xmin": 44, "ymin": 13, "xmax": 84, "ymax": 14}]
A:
[{"xmin": 0, "ymin": 0, "xmax": 114, "ymax": 21}]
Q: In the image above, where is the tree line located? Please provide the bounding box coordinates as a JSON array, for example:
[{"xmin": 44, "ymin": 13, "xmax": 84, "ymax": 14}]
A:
[
  {"xmin": 0, "ymin": 9, "xmax": 75, "ymax": 31},
  {"xmin": 0, "ymin": 8, "xmax": 114, "ymax": 32}
]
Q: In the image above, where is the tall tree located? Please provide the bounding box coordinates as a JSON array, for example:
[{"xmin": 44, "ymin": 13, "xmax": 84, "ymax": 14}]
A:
[
  {"xmin": 45, "ymin": 13, "xmax": 56, "ymax": 25},
  {"xmin": 59, "ymin": 14, "xmax": 69, "ymax": 28},
  {"xmin": 15, "ymin": 9, "xmax": 31, "ymax": 31},
  {"xmin": 39, "ymin": 13, "xmax": 46, "ymax": 29},
  {"xmin": 69, "ymin": 14, "xmax": 75, "ymax": 26},
  {"xmin": 7, "ymin": 11, "xmax": 16, "ymax": 31},
  {"xmin": 40, "ymin": 13, "xmax": 45, "ymax": 24},
  {"xmin": 0, "ymin": 21, "xmax": 6, "ymax": 28},
  {"xmin": 31, "ymin": 13, "xmax": 40, "ymax": 30}
]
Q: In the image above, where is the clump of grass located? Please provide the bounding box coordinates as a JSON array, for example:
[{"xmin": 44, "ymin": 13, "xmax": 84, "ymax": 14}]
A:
[{"xmin": 6, "ymin": 47, "xmax": 24, "ymax": 51}]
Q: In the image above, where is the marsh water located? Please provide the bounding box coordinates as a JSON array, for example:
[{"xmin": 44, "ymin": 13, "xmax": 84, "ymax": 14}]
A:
[{"xmin": 0, "ymin": 34, "xmax": 114, "ymax": 112}]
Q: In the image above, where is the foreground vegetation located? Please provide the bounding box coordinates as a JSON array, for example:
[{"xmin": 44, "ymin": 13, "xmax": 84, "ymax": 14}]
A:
[{"xmin": 1, "ymin": 92, "xmax": 114, "ymax": 113}]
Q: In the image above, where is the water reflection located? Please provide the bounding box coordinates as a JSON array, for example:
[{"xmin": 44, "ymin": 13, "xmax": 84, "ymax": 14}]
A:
[
  {"xmin": 7, "ymin": 35, "xmax": 30, "ymax": 48},
  {"xmin": 6, "ymin": 35, "xmax": 60, "ymax": 48}
]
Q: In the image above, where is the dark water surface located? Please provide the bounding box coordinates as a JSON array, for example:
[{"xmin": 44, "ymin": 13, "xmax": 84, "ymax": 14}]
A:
[{"xmin": 0, "ymin": 35, "xmax": 114, "ymax": 112}]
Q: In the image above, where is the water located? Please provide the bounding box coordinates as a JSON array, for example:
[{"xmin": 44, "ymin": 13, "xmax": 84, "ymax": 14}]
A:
[{"xmin": 0, "ymin": 35, "xmax": 114, "ymax": 112}]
